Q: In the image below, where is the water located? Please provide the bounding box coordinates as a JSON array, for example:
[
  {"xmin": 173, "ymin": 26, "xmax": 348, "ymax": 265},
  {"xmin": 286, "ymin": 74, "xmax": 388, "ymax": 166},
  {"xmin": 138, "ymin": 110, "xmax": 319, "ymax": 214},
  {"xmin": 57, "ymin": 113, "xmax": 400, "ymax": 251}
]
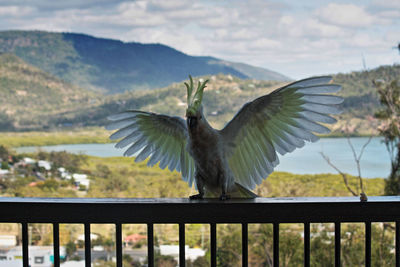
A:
[{"xmin": 16, "ymin": 137, "xmax": 391, "ymax": 178}]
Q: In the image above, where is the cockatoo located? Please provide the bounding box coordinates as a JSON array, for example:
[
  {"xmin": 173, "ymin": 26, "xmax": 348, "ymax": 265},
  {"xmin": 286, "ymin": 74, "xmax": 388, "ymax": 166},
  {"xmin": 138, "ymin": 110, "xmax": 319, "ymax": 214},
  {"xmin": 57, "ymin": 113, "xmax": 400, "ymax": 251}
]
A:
[{"xmin": 106, "ymin": 75, "xmax": 342, "ymax": 199}]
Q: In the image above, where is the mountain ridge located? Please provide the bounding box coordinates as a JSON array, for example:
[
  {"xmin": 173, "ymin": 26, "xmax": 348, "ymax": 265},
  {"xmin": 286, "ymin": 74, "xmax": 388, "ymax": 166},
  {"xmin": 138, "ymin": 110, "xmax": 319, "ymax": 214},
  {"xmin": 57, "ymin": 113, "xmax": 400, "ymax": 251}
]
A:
[{"xmin": 0, "ymin": 30, "xmax": 291, "ymax": 94}]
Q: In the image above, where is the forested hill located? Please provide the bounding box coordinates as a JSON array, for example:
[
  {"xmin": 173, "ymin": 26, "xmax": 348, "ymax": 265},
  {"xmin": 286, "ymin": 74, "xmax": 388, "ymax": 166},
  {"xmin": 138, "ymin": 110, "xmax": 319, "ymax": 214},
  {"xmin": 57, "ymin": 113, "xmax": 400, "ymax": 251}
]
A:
[
  {"xmin": 332, "ymin": 64, "xmax": 400, "ymax": 135},
  {"xmin": 0, "ymin": 30, "xmax": 290, "ymax": 94},
  {"xmin": 50, "ymin": 64, "xmax": 400, "ymax": 135},
  {"xmin": 0, "ymin": 53, "xmax": 100, "ymax": 130}
]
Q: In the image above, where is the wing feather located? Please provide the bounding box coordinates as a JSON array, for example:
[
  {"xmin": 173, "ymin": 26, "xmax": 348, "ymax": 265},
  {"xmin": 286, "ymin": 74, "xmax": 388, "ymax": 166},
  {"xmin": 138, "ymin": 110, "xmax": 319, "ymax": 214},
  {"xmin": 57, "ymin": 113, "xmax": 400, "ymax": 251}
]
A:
[
  {"xmin": 221, "ymin": 76, "xmax": 342, "ymax": 190},
  {"xmin": 107, "ymin": 110, "xmax": 195, "ymax": 187}
]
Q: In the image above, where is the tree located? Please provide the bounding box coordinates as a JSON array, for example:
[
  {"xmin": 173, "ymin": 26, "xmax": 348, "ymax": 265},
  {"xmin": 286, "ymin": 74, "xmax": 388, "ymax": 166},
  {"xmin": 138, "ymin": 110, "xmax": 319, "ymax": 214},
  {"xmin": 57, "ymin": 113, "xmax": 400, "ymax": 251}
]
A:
[
  {"xmin": 374, "ymin": 80, "xmax": 400, "ymax": 195},
  {"xmin": 47, "ymin": 151, "xmax": 87, "ymax": 173},
  {"xmin": 65, "ymin": 241, "xmax": 77, "ymax": 260},
  {"xmin": 0, "ymin": 145, "xmax": 9, "ymax": 161},
  {"xmin": 0, "ymin": 112, "xmax": 14, "ymax": 131}
]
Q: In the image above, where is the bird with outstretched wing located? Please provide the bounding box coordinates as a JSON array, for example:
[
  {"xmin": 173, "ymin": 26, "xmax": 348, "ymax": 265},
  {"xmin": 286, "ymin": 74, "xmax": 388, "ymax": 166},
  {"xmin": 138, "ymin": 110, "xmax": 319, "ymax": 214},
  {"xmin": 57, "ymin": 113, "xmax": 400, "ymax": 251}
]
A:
[{"xmin": 106, "ymin": 76, "xmax": 343, "ymax": 199}]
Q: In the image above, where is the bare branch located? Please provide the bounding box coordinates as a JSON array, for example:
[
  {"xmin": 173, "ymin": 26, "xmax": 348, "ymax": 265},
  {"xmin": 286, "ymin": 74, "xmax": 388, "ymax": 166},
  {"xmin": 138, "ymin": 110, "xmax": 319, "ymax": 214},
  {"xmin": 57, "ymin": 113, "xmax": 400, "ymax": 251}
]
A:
[
  {"xmin": 346, "ymin": 136, "xmax": 372, "ymax": 194},
  {"xmin": 359, "ymin": 136, "xmax": 373, "ymax": 161},
  {"xmin": 320, "ymin": 152, "xmax": 358, "ymax": 196}
]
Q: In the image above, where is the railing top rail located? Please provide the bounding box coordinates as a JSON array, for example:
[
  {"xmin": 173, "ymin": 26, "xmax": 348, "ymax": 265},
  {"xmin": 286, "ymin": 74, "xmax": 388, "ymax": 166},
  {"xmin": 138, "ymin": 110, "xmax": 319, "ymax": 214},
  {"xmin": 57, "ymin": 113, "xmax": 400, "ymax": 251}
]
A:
[
  {"xmin": 1, "ymin": 196, "xmax": 399, "ymax": 223},
  {"xmin": 1, "ymin": 196, "xmax": 400, "ymax": 203}
]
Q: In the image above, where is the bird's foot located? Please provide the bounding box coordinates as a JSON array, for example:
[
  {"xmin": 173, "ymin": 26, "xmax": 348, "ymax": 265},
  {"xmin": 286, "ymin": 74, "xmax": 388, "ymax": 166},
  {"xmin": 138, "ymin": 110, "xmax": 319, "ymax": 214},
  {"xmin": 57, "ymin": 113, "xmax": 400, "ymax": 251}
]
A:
[
  {"xmin": 219, "ymin": 194, "xmax": 231, "ymax": 201},
  {"xmin": 189, "ymin": 193, "xmax": 204, "ymax": 200}
]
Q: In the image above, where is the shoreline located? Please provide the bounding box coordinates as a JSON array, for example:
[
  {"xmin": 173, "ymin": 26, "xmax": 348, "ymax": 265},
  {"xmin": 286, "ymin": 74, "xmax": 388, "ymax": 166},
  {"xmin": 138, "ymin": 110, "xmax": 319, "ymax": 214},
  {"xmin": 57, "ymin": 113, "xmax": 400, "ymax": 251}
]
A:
[{"xmin": 0, "ymin": 129, "xmax": 378, "ymax": 148}]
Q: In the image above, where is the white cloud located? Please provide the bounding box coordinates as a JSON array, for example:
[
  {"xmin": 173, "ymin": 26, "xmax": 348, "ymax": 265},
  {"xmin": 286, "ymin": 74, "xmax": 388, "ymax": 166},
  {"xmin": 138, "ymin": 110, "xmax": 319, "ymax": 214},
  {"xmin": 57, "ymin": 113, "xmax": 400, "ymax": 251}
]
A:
[
  {"xmin": 315, "ymin": 3, "xmax": 376, "ymax": 27},
  {"xmin": 0, "ymin": 0, "xmax": 397, "ymax": 79},
  {"xmin": 0, "ymin": 5, "xmax": 35, "ymax": 16}
]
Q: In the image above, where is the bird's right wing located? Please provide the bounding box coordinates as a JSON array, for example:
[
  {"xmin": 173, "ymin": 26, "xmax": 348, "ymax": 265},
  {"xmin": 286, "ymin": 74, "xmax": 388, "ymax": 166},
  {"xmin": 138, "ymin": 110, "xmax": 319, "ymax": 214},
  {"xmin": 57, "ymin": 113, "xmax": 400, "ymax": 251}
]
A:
[{"xmin": 106, "ymin": 110, "xmax": 196, "ymax": 187}]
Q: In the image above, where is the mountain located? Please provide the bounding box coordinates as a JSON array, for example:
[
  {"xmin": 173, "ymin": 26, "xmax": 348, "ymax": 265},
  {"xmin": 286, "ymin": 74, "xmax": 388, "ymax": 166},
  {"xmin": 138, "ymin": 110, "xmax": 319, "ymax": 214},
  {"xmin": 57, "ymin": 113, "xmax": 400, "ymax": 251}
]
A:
[
  {"xmin": 0, "ymin": 30, "xmax": 290, "ymax": 94},
  {"xmin": 1, "ymin": 31, "xmax": 398, "ymax": 135},
  {"xmin": 0, "ymin": 53, "xmax": 100, "ymax": 130}
]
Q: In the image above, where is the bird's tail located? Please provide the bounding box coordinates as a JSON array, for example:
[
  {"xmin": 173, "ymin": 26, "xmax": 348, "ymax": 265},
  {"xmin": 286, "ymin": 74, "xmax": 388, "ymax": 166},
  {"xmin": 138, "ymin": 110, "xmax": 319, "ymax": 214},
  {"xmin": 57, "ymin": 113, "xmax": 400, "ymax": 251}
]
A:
[{"xmin": 232, "ymin": 183, "xmax": 258, "ymax": 198}]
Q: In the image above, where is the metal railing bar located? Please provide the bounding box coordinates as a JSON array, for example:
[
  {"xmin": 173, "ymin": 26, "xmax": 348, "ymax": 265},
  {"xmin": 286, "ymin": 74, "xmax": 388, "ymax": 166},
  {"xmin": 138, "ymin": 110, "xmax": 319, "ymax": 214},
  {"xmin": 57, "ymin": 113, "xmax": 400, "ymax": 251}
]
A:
[
  {"xmin": 147, "ymin": 223, "xmax": 154, "ymax": 267},
  {"xmin": 2, "ymin": 197, "xmax": 400, "ymax": 223},
  {"xmin": 273, "ymin": 223, "xmax": 279, "ymax": 267},
  {"xmin": 116, "ymin": 223, "xmax": 122, "ymax": 267},
  {"xmin": 397, "ymin": 221, "xmax": 400, "ymax": 267},
  {"xmin": 365, "ymin": 222, "xmax": 371, "ymax": 267},
  {"xmin": 210, "ymin": 223, "xmax": 217, "ymax": 267},
  {"xmin": 335, "ymin": 222, "xmax": 341, "ymax": 267},
  {"xmin": 22, "ymin": 222, "xmax": 29, "ymax": 267},
  {"xmin": 179, "ymin": 223, "xmax": 185, "ymax": 267},
  {"xmin": 53, "ymin": 223, "xmax": 60, "ymax": 267},
  {"xmin": 84, "ymin": 223, "xmax": 91, "ymax": 267},
  {"xmin": 304, "ymin": 222, "xmax": 310, "ymax": 267},
  {"xmin": 242, "ymin": 223, "xmax": 248, "ymax": 267}
]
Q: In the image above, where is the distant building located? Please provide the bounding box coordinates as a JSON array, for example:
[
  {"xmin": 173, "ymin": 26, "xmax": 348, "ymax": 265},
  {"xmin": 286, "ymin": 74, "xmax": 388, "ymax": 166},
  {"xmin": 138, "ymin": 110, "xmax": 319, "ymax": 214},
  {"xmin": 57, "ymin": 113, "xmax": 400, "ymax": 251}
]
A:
[
  {"xmin": 0, "ymin": 235, "xmax": 17, "ymax": 246},
  {"xmin": 159, "ymin": 245, "xmax": 205, "ymax": 262},
  {"xmin": 72, "ymin": 174, "xmax": 90, "ymax": 188},
  {"xmin": 38, "ymin": 161, "xmax": 51, "ymax": 171},
  {"xmin": 0, "ymin": 169, "xmax": 10, "ymax": 177},
  {"xmin": 22, "ymin": 157, "xmax": 36, "ymax": 165},
  {"xmin": 0, "ymin": 246, "xmax": 66, "ymax": 267},
  {"xmin": 77, "ymin": 233, "xmax": 98, "ymax": 242},
  {"xmin": 124, "ymin": 233, "xmax": 146, "ymax": 246}
]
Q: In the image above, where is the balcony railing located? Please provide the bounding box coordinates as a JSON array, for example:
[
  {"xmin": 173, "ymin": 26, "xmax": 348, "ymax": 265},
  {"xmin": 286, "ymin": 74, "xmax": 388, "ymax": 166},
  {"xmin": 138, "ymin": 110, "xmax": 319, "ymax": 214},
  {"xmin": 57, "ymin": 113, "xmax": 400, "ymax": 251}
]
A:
[{"xmin": 1, "ymin": 196, "xmax": 400, "ymax": 267}]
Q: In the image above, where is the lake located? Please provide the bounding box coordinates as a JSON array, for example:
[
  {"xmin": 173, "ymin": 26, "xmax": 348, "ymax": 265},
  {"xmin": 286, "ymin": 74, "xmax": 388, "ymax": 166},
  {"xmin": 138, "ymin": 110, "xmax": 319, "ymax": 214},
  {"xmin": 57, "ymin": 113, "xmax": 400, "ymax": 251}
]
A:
[{"xmin": 16, "ymin": 137, "xmax": 391, "ymax": 178}]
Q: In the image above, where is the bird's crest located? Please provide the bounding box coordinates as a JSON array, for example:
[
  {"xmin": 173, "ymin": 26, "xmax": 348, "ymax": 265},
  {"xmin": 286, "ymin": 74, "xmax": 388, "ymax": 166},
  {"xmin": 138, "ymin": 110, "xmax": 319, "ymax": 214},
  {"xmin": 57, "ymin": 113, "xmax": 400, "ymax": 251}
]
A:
[{"xmin": 185, "ymin": 75, "xmax": 209, "ymax": 117}]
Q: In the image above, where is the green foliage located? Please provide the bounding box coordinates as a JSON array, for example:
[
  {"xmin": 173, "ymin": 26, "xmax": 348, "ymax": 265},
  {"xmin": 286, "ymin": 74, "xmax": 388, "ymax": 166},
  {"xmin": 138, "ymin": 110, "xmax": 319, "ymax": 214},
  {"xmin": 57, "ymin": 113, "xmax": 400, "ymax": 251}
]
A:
[
  {"xmin": 217, "ymin": 224, "xmax": 241, "ymax": 267},
  {"xmin": 154, "ymin": 254, "xmax": 177, "ymax": 267},
  {"xmin": 37, "ymin": 178, "xmax": 59, "ymax": 192},
  {"xmin": 0, "ymin": 145, "xmax": 9, "ymax": 160},
  {"xmin": 1, "ymin": 161, "xmax": 8, "ymax": 170},
  {"xmin": 0, "ymin": 111, "xmax": 14, "ymax": 130},
  {"xmin": 373, "ymin": 79, "xmax": 400, "ymax": 195},
  {"xmin": 65, "ymin": 241, "xmax": 77, "ymax": 260},
  {"xmin": 46, "ymin": 151, "xmax": 87, "ymax": 173},
  {"xmin": 123, "ymin": 254, "xmax": 141, "ymax": 267},
  {"xmin": 256, "ymin": 172, "xmax": 384, "ymax": 197},
  {"xmin": 332, "ymin": 65, "xmax": 400, "ymax": 135}
]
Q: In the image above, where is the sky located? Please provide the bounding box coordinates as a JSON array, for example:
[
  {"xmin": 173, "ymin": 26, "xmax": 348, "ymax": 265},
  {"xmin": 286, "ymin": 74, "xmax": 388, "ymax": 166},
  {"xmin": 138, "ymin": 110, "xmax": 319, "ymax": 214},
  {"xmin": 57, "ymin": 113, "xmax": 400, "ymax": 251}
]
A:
[{"xmin": 0, "ymin": 0, "xmax": 399, "ymax": 79}]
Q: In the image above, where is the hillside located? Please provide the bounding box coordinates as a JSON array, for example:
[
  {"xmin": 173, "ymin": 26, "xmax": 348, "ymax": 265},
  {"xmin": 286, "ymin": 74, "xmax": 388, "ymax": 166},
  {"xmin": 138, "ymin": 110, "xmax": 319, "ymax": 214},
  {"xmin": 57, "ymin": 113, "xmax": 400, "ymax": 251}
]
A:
[
  {"xmin": 53, "ymin": 74, "xmax": 283, "ymax": 130},
  {"xmin": 333, "ymin": 64, "xmax": 400, "ymax": 135},
  {"xmin": 0, "ymin": 30, "xmax": 290, "ymax": 94},
  {"xmin": 1, "ymin": 41, "xmax": 398, "ymax": 134},
  {"xmin": 0, "ymin": 53, "xmax": 100, "ymax": 130},
  {"xmin": 52, "ymin": 65, "xmax": 400, "ymax": 135}
]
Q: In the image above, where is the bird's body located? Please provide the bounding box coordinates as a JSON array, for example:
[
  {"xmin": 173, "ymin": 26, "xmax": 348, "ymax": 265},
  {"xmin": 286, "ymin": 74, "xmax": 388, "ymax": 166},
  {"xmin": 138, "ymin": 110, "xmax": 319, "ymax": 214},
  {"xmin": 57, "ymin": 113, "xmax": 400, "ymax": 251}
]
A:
[
  {"xmin": 107, "ymin": 76, "xmax": 343, "ymax": 199},
  {"xmin": 186, "ymin": 108, "xmax": 256, "ymax": 199}
]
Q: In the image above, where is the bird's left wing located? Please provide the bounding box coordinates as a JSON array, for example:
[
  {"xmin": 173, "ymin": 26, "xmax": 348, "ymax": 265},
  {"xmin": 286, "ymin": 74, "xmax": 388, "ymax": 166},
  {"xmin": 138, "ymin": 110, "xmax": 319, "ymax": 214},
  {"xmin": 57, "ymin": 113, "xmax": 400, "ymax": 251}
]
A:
[
  {"xmin": 220, "ymin": 76, "xmax": 343, "ymax": 190},
  {"xmin": 106, "ymin": 110, "xmax": 196, "ymax": 187}
]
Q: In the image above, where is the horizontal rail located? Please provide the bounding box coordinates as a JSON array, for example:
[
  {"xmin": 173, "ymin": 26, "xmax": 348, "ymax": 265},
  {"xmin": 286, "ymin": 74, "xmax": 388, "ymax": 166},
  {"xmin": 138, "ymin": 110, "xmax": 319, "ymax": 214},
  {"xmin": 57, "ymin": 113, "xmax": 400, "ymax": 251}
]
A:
[
  {"xmin": 1, "ymin": 196, "xmax": 400, "ymax": 267},
  {"xmin": 0, "ymin": 196, "xmax": 400, "ymax": 223}
]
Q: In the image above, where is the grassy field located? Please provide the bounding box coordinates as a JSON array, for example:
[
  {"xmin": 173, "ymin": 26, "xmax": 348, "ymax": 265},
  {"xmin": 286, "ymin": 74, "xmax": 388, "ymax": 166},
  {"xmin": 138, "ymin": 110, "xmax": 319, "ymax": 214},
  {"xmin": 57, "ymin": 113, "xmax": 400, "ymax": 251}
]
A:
[
  {"xmin": 0, "ymin": 127, "xmax": 374, "ymax": 149},
  {"xmin": 0, "ymin": 127, "xmax": 112, "ymax": 147}
]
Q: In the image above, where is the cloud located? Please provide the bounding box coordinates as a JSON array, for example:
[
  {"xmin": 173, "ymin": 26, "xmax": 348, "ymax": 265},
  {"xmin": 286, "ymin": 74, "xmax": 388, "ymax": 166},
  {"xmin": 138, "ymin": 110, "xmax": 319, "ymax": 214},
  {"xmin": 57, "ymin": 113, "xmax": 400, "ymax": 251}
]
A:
[
  {"xmin": 314, "ymin": 3, "xmax": 376, "ymax": 28},
  {"xmin": 0, "ymin": 5, "xmax": 35, "ymax": 16},
  {"xmin": 0, "ymin": 0, "xmax": 397, "ymax": 79}
]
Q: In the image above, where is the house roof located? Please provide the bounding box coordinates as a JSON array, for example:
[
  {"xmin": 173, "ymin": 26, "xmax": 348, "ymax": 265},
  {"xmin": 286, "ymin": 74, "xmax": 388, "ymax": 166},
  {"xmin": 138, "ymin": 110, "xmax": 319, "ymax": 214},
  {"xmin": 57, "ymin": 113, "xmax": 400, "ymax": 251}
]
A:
[{"xmin": 124, "ymin": 233, "xmax": 146, "ymax": 242}]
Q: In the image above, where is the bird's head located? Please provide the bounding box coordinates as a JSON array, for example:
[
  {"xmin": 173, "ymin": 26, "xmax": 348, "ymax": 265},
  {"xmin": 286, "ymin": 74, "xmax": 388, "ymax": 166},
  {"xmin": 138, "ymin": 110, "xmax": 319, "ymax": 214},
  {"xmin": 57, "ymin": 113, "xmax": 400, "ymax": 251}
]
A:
[{"xmin": 185, "ymin": 75, "xmax": 209, "ymax": 128}]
